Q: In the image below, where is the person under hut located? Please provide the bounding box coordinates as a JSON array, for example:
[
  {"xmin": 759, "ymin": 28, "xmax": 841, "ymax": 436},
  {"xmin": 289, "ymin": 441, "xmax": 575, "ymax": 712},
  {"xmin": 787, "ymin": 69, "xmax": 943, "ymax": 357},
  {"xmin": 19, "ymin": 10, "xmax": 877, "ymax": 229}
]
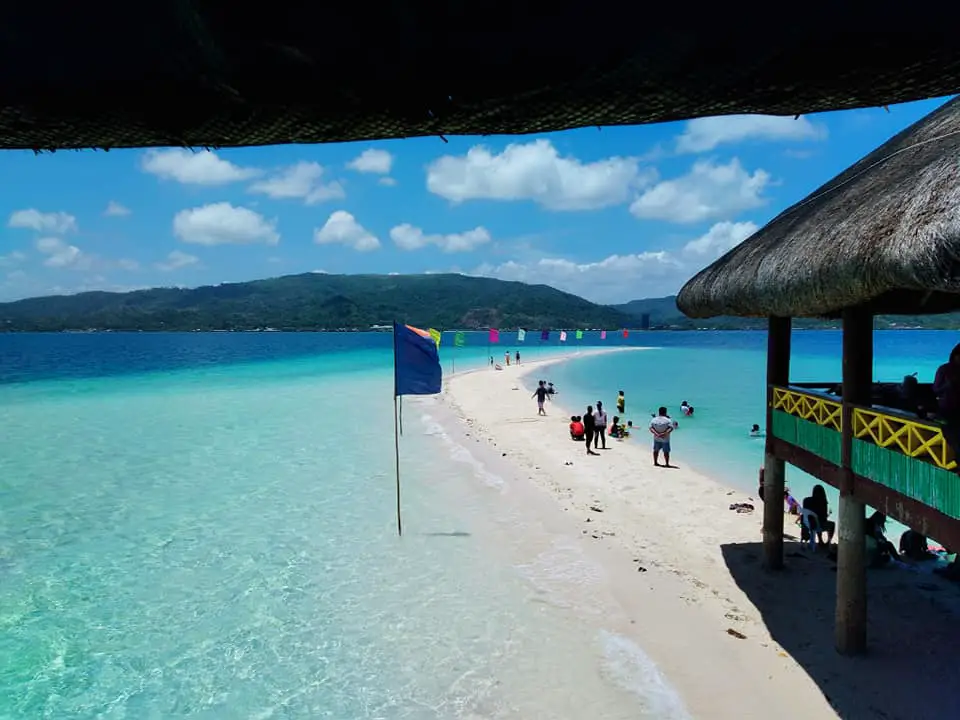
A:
[{"xmin": 800, "ymin": 484, "xmax": 836, "ymax": 547}]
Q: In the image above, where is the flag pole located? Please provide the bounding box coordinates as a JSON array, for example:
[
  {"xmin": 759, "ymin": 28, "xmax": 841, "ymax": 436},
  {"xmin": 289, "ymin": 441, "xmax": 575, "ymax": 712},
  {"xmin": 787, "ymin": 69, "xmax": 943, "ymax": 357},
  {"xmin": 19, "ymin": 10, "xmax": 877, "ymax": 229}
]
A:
[
  {"xmin": 392, "ymin": 321, "xmax": 403, "ymax": 536},
  {"xmin": 394, "ymin": 393, "xmax": 402, "ymax": 537},
  {"xmin": 399, "ymin": 395, "xmax": 403, "ymax": 436}
]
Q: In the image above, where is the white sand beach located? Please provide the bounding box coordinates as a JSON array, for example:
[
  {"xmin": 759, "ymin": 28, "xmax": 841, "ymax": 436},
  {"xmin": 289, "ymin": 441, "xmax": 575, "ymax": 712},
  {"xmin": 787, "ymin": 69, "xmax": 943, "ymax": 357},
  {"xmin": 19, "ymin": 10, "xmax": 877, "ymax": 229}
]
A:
[{"xmin": 429, "ymin": 348, "xmax": 960, "ymax": 720}]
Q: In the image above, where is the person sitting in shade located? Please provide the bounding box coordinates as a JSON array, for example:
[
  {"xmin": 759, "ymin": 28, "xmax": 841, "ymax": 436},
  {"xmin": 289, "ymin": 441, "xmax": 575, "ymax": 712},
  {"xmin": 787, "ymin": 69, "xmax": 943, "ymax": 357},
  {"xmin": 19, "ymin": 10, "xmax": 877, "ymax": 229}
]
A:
[
  {"xmin": 569, "ymin": 415, "xmax": 585, "ymax": 441},
  {"xmin": 866, "ymin": 511, "xmax": 900, "ymax": 566},
  {"xmin": 801, "ymin": 484, "xmax": 835, "ymax": 547}
]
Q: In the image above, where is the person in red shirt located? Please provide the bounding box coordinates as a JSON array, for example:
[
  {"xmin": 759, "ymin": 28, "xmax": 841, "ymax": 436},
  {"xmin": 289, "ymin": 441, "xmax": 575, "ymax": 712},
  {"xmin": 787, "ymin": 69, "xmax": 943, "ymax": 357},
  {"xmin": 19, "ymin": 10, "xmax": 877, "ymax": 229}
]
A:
[{"xmin": 569, "ymin": 415, "xmax": 584, "ymax": 441}]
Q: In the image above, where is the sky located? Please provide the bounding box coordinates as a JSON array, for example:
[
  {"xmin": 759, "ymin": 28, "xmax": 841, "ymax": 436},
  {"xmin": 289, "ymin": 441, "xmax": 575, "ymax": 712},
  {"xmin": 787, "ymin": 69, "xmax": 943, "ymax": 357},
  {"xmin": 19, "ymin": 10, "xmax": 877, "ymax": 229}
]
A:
[{"xmin": 0, "ymin": 96, "xmax": 952, "ymax": 304}]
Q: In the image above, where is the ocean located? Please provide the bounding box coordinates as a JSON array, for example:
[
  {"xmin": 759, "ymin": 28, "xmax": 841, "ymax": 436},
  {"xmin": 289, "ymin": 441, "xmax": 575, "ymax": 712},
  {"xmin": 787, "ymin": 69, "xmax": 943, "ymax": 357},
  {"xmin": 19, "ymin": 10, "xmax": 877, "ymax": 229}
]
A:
[{"xmin": 0, "ymin": 329, "xmax": 955, "ymax": 717}]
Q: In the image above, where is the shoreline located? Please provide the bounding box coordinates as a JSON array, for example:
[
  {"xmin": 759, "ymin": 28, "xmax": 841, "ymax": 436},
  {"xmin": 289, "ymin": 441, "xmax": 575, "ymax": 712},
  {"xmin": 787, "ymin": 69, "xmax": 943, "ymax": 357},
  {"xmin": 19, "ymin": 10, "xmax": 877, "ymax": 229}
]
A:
[{"xmin": 436, "ymin": 349, "xmax": 960, "ymax": 719}]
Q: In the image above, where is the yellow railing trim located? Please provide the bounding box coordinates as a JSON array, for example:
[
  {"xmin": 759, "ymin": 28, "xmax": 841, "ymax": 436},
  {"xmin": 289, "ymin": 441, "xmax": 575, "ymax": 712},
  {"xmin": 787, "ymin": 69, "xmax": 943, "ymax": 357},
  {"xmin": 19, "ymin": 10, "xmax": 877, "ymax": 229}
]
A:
[{"xmin": 771, "ymin": 385, "xmax": 956, "ymax": 471}]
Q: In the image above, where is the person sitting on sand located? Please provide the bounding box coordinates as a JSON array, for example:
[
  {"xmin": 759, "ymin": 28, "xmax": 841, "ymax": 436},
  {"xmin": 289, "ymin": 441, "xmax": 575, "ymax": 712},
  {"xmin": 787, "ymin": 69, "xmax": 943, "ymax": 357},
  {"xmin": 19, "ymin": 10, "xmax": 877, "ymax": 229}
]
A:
[
  {"xmin": 532, "ymin": 381, "xmax": 549, "ymax": 415},
  {"xmin": 569, "ymin": 415, "xmax": 585, "ymax": 441},
  {"xmin": 784, "ymin": 488, "xmax": 801, "ymax": 515},
  {"xmin": 609, "ymin": 415, "xmax": 624, "ymax": 439},
  {"xmin": 624, "ymin": 420, "xmax": 632, "ymax": 437},
  {"xmin": 750, "ymin": 423, "xmax": 763, "ymax": 437},
  {"xmin": 617, "ymin": 390, "xmax": 625, "ymax": 414},
  {"xmin": 583, "ymin": 405, "xmax": 600, "ymax": 456},
  {"xmin": 865, "ymin": 511, "xmax": 900, "ymax": 566},
  {"xmin": 680, "ymin": 401, "xmax": 694, "ymax": 417},
  {"xmin": 899, "ymin": 530, "xmax": 937, "ymax": 561},
  {"xmin": 649, "ymin": 406, "xmax": 678, "ymax": 467}
]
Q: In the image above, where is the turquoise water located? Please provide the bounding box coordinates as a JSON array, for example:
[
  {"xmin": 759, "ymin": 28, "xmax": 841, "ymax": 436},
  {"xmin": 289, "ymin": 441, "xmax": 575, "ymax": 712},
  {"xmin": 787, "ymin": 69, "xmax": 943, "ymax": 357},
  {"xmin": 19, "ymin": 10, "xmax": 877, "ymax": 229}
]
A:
[
  {"xmin": 548, "ymin": 330, "xmax": 960, "ymax": 543},
  {"xmin": 2, "ymin": 329, "xmax": 956, "ymax": 716},
  {"xmin": 0, "ymin": 332, "xmax": 685, "ymax": 719}
]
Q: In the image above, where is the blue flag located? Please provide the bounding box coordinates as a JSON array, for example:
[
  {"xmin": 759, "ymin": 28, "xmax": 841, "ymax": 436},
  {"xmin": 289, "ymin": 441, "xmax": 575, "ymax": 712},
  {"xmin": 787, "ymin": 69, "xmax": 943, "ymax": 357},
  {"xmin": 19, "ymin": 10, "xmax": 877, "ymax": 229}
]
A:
[{"xmin": 394, "ymin": 322, "xmax": 442, "ymax": 396}]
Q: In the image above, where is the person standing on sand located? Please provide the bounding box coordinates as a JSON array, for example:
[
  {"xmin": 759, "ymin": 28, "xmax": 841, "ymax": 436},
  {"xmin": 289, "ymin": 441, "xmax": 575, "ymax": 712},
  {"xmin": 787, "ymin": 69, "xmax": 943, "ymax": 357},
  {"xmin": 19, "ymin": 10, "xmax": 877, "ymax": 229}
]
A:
[
  {"xmin": 532, "ymin": 381, "xmax": 548, "ymax": 416},
  {"xmin": 616, "ymin": 390, "xmax": 625, "ymax": 415},
  {"xmin": 649, "ymin": 406, "xmax": 678, "ymax": 467},
  {"xmin": 583, "ymin": 405, "xmax": 600, "ymax": 456},
  {"xmin": 515, "ymin": 350, "xmax": 520, "ymax": 365},
  {"xmin": 594, "ymin": 401, "xmax": 608, "ymax": 450},
  {"xmin": 505, "ymin": 351, "xmax": 510, "ymax": 366}
]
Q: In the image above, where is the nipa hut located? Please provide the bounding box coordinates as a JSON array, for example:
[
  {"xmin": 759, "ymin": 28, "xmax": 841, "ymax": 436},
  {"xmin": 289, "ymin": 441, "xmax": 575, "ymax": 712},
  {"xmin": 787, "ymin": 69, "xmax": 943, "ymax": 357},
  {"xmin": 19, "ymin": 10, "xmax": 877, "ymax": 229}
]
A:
[
  {"xmin": 2, "ymin": 3, "xmax": 960, "ymax": 150},
  {"xmin": 677, "ymin": 96, "xmax": 960, "ymax": 656}
]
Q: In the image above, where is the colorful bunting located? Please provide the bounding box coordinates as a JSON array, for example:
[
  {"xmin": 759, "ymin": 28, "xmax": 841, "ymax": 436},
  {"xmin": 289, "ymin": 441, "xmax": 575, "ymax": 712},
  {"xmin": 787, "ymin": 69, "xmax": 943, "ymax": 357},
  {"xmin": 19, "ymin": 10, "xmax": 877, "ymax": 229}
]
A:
[
  {"xmin": 489, "ymin": 328, "xmax": 500, "ymax": 344},
  {"xmin": 600, "ymin": 330, "xmax": 607, "ymax": 340},
  {"xmin": 517, "ymin": 328, "xmax": 526, "ymax": 342},
  {"xmin": 575, "ymin": 329, "xmax": 583, "ymax": 340},
  {"xmin": 454, "ymin": 331, "xmax": 466, "ymax": 347},
  {"xmin": 560, "ymin": 330, "xmax": 567, "ymax": 342},
  {"xmin": 428, "ymin": 328, "xmax": 441, "ymax": 348},
  {"xmin": 541, "ymin": 330, "xmax": 550, "ymax": 341}
]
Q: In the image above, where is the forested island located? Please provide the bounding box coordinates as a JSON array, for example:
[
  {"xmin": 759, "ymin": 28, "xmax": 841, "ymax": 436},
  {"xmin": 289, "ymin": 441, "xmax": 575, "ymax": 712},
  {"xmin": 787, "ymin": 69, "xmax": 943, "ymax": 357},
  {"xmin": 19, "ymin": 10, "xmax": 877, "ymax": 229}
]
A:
[{"xmin": 1, "ymin": 274, "xmax": 957, "ymax": 332}]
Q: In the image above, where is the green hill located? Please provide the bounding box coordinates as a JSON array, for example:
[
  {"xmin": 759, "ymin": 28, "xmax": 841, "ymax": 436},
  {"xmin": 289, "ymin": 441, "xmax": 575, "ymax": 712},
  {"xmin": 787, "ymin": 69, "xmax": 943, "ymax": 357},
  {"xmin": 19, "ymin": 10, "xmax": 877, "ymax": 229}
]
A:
[{"xmin": 0, "ymin": 273, "xmax": 633, "ymax": 332}]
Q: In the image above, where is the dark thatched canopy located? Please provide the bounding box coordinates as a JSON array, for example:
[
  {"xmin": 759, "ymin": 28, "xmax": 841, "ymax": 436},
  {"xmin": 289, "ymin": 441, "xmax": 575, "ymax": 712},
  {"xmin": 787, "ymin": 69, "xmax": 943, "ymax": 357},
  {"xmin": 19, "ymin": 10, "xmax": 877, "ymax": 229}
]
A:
[
  {"xmin": 677, "ymin": 97, "xmax": 960, "ymax": 319},
  {"xmin": 4, "ymin": 4, "xmax": 960, "ymax": 150}
]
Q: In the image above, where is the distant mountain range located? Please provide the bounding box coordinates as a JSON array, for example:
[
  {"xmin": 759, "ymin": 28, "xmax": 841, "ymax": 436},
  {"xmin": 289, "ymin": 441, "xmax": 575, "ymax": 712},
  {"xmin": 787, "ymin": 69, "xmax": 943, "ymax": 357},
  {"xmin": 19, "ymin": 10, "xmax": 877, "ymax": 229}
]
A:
[
  {"xmin": 0, "ymin": 273, "xmax": 631, "ymax": 332},
  {"xmin": 0, "ymin": 275, "xmax": 956, "ymax": 332},
  {"xmin": 613, "ymin": 295, "xmax": 960, "ymax": 330}
]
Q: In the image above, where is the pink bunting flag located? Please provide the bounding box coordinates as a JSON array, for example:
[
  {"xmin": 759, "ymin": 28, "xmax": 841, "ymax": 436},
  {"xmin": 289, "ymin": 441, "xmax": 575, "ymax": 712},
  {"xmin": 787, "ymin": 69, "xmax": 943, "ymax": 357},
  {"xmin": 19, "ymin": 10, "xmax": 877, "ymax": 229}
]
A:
[
  {"xmin": 600, "ymin": 330, "xmax": 607, "ymax": 340},
  {"xmin": 559, "ymin": 330, "xmax": 567, "ymax": 342},
  {"xmin": 489, "ymin": 328, "xmax": 500, "ymax": 343}
]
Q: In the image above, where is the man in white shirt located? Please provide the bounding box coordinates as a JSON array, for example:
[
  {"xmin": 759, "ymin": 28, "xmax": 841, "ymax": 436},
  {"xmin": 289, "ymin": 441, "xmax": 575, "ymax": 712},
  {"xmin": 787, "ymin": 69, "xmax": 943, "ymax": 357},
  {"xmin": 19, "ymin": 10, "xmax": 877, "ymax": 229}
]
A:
[{"xmin": 649, "ymin": 406, "xmax": 678, "ymax": 467}]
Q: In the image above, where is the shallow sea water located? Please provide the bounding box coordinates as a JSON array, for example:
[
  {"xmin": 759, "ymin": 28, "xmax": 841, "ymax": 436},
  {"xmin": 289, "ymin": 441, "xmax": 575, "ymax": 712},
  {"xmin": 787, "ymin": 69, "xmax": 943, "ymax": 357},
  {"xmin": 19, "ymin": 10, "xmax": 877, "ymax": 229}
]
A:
[{"xmin": 0, "ymin": 333, "xmax": 687, "ymax": 719}]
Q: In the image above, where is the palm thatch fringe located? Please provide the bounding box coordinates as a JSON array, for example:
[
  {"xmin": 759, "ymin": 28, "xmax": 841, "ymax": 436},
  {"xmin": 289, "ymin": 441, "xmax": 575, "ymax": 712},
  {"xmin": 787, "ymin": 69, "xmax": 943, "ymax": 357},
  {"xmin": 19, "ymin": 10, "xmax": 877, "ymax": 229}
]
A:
[
  {"xmin": 5, "ymin": 6, "xmax": 960, "ymax": 149},
  {"xmin": 677, "ymin": 97, "xmax": 960, "ymax": 319}
]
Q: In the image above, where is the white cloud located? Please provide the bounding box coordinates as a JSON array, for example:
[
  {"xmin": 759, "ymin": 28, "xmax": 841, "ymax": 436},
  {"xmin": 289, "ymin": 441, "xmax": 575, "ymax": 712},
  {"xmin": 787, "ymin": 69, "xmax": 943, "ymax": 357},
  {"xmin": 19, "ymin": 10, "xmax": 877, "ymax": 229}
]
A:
[
  {"xmin": 141, "ymin": 149, "xmax": 260, "ymax": 186},
  {"xmin": 104, "ymin": 201, "xmax": 131, "ymax": 217},
  {"xmin": 36, "ymin": 237, "xmax": 85, "ymax": 269},
  {"xmin": 390, "ymin": 224, "xmax": 491, "ymax": 253},
  {"xmin": 173, "ymin": 203, "xmax": 279, "ymax": 246},
  {"xmin": 426, "ymin": 139, "xmax": 652, "ymax": 211},
  {"xmin": 249, "ymin": 162, "xmax": 345, "ymax": 204},
  {"xmin": 116, "ymin": 258, "xmax": 140, "ymax": 271},
  {"xmin": 314, "ymin": 211, "xmax": 380, "ymax": 252},
  {"xmin": 629, "ymin": 159, "xmax": 770, "ymax": 224},
  {"xmin": 9, "ymin": 209, "xmax": 78, "ymax": 235},
  {"xmin": 0, "ymin": 250, "xmax": 27, "ymax": 267},
  {"xmin": 347, "ymin": 148, "xmax": 394, "ymax": 174},
  {"xmin": 472, "ymin": 221, "xmax": 759, "ymax": 302},
  {"xmin": 474, "ymin": 252, "xmax": 682, "ymax": 303},
  {"xmin": 156, "ymin": 250, "xmax": 200, "ymax": 271},
  {"xmin": 682, "ymin": 221, "xmax": 758, "ymax": 258},
  {"xmin": 676, "ymin": 115, "xmax": 827, "ymax": 153},
  {"xmin": 378, "ymin": 177, "xmax": 397, "ymax": 187}
]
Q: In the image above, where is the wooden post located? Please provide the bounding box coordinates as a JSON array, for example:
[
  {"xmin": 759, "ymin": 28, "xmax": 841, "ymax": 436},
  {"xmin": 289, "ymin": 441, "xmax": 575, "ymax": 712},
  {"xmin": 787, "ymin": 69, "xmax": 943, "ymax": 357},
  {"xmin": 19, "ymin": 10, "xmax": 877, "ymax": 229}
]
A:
[
  {"xmin": 836, "ymin": 306, "xmax": 873, "ymax": 655},
  {"xmin": 763, "ymin": 316, "xmax": 792, "ymax": 570}
]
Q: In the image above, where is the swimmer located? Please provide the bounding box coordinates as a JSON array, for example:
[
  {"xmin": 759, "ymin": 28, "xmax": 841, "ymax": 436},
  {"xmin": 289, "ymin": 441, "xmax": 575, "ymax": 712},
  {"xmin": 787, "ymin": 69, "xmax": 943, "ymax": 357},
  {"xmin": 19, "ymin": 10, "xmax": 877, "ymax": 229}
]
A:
[{"xmin": 750, "ymin": 423, "xmax": 764, "ymax": 438}]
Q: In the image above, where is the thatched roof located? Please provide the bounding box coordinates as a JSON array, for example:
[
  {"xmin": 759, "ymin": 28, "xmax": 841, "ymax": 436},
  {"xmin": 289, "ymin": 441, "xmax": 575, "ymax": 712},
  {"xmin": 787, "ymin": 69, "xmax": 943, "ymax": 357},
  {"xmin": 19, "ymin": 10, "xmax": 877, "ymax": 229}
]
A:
[
  {"xmin": 677, "ymin": 97, "xmax": 960, "ymax": 319},
  {"xmin": 4, "ymin": 5, "xmax": 960, "ymax": 150}
]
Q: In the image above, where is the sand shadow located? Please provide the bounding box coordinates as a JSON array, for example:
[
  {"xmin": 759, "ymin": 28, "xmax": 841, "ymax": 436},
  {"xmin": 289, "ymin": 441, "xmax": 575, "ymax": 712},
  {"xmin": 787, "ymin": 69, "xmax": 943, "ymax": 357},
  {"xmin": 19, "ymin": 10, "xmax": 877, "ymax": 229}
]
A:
[
  {"xmin": 423, "ymin": 531, "xmax": 472, "ymax": 538},
  {"xmin": 721, "ymin": 542, "xmax": 960, "ymax": 719}
]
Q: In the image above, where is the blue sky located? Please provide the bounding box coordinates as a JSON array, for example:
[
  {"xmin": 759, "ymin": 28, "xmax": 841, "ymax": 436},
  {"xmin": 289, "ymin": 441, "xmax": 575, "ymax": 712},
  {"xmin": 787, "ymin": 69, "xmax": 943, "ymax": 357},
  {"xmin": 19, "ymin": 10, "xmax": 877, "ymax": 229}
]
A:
[{"xmin": 0, "ymin": 96, "xmax": 951, "ymax": 304}]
